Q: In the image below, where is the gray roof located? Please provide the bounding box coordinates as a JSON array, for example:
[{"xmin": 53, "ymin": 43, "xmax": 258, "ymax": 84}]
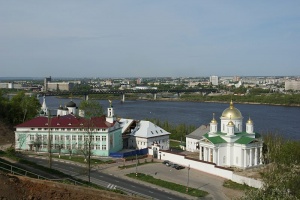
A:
[{"xmin": 186, "ymin": 125, "xmax": 210, "ymax": 140}]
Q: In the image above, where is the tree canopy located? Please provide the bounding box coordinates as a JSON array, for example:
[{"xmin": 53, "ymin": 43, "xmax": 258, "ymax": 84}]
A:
[
  {"xmin": 79, "ymin": 100, "xmax": 104, "ymax": 119},
  {"xmin": 0, "ymin": 91, "xmax": 40, "ymax": 125},
  {"xmin": 241, "ymin": 133, "xmax": 300, "ymax": 199}
]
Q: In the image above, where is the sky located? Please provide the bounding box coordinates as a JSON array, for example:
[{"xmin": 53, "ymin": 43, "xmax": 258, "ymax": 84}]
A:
[{"xmin": 0, "ymin": 0, "xmax": 300, "ymax": 78}]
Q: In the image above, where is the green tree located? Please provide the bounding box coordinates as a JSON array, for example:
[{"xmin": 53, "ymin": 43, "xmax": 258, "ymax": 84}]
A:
[
  {"xmin": 8, "ymin": 91, "xmax": 40, "ymax": 125},
  {"xmin": 241, "ymin": 133, "xmax": 300, "ymax": 199},
  {"xmin": 78, "ymin": 99, "xmax": 104, "ymax": 183},
  {"xmin": 79, "ymin": 100, "xmax": 104, "ymax": 118}
]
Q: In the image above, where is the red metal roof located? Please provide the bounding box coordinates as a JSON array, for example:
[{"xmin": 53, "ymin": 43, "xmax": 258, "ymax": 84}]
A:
[{"xmin": 15, "ymin": 114, "xmax": 114, "ymax": 128}]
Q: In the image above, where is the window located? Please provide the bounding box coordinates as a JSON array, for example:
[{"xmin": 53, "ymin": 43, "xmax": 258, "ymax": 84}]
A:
[
  {"xmin": 30, "ymin": 135, "xmax": 34, "ymax": 140},
  {"xmin": 151, "ymin": 131, "xmax": 154, "ymax": 134},
  {"xmin": 72, "ymin": 135, "xmax": 76, "ymax": 140},
  {"xmin": 96, "ymin": 145, "xmax": 100, "ymax": 150},
  {"xmin": 102, "ymin": 136, "xmax": 107, "ymax": 141},
  {"xmin": 78, "ymin": 144, "xmax": 82, "ymax": 149},
  {"xmin": 66, "ymin": 135, "xmax": 70, "ymax": 140},
  {"xmin": 102, "ymin": 145, "xmax": 107, "ymax": 150},
  {"xmin": 96, "ymin": 136, "xmax": 101, "ymax": 141},
  {"xmin": 84, "ymin": 135, "xmax": 89, "ymax": 141},
  {"xmin": 78, "ymin": 135, "xmax": 82, "ymax": 141},
  {"xmin": 43, "ymin": 135, "xmax": 47, "ymax": 141},
  {"xmin": 60, "ymin": 135, "xmax": 65, "ymax": 140}
]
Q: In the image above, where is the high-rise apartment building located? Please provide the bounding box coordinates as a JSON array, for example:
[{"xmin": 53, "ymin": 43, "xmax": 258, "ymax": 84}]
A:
[{"xmin": 210, "ymin": 76, "xmax": 219, "ymax": 86}]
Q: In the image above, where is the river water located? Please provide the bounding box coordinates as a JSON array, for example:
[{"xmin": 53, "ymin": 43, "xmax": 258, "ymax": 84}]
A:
[{"xmin": 41, "ymin": 96, "xmax": 300, "ymax": 140}]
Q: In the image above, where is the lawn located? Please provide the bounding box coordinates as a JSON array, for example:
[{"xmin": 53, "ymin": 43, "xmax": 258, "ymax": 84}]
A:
[{"xmin": 126, "ymin": 173, "xmax": 208, "ymax": 197}]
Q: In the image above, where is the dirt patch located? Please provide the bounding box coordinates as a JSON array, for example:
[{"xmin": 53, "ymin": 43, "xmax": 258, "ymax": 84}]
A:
[
  {"xmin": 0, "ymin": 121, "xmax": 14, "ymax": 148},
  {"xmin": 0, "ymin": 172, "xmax": 141, "ymax": 200}
]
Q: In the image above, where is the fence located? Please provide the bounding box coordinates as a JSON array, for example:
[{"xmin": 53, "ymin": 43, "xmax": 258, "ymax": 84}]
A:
[
  {"xmin": 109, "ymin": 148, "xmax": 148, "ymax": 158},
  {"xmin": 0, "ymin": 160, "xmax": 82, "ymax": 185}
]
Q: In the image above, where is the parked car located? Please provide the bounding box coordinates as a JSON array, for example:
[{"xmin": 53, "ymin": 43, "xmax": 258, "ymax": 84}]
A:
[
  {"xmin": 166, "ymin": 161, "xmax": 173, "ymax": 167},
  {"xmin": 171, "ymin": 163, "xmax": 179, "ymax": 168},
  {"xmin": 175, "ymin": 165, "xmax": 185, "ymax": 170},
  {"xmin": 162, "ymin": 160, "xmax": 170, "ymax": 165}
]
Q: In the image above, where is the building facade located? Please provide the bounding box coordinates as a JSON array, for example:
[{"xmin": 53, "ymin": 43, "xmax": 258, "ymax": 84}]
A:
[
  {"xmin": 210, "ymin": 76, "xmax": 219, "ymax": 86},
  {"xmin": 15, "ymin": 105, "xmax": 122, "ymax": 157},
  {"xmin": 199, "ymin": 101, "xmax": 263, "ymax": 169},
  {"xmin": 285, "ymin": 80, "xmax": 300, "ymax": 91}
]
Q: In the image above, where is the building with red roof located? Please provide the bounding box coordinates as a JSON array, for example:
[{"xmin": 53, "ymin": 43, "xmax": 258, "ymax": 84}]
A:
[{"xmin": 15, "ymin": 105, "xmax": 122, "ymax": 157}]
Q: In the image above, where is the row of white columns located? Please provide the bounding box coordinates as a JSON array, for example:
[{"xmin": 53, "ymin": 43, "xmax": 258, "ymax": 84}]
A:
[
  {"xmin": 243, "ymin": 147, "xmax": 263, "ymax": 168},
  {"xmin": 200, "ymin": 146, "xmax": 263, "ymax": 168}
]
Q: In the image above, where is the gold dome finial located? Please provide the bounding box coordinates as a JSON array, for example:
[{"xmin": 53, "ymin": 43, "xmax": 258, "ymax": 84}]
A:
[
  {"xmin": 211, "ymin": 113, "xmax": 217, "ymax": 124},
  {"xmin": 247, "ymin": 116, "xmax": 253, "ymax": 124},
  {"xmin": 229, "ymin": 100, "xmax": 234, "ymax": 109}
]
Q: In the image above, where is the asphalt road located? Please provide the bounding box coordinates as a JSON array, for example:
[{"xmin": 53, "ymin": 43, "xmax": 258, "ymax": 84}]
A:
[{"xmin": 23, "ymin": 155, "xmax": 189, "ymax": 200}]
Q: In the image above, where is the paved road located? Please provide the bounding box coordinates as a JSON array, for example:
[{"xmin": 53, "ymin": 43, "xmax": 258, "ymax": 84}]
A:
[
  {"xmin": 22, "ymin": 155, "xmax": 239, "ymax": 200},
  {"xmin": 24, "ymin": 155, "xmax": 191, "ymax": 200},
  {"xmin": 102, "ymin": 161, "xmax": 228, "ymax": 200}
]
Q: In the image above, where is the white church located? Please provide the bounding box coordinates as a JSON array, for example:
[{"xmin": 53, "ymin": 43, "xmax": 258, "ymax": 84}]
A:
[{"xmin": 199, "ymin": 101, "xmax": 263, "ymax": 169}]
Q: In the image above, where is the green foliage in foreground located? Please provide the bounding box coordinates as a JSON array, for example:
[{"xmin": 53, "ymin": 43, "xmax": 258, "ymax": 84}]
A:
[
  {"xmin": 240, "ymin": 133, "xmax": 300, "ymax": 200},
  {"xmin": 126, "ymin": 173, "xmax": 208, "ymax": 197}
]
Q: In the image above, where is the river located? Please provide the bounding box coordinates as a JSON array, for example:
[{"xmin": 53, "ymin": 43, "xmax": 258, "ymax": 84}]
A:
[{"xmin": 41, "ymin": 96, "xmax": 300, "ymax": 140}]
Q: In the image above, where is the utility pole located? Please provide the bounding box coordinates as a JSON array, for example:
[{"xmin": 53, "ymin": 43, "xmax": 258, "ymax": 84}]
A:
[
  {"xmin": 135, "ymin": 154, "xmax": 138, "ymax": 176},
  {"xmin": 186, "ymin": 164, "xmax": 190, "ymax": 193},
  {"xmin": 47, "ymin": 110, "xmax": 52, "ymax": 169}
]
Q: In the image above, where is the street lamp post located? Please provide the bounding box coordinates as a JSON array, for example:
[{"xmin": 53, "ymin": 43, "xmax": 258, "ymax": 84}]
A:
[
  {"xmin": 186, "ymin": 164, "xmax": 190, "ymax": 193},
  {"xmin": 135, "ymin": 154, "xmax": 138, "ymax": 176}
]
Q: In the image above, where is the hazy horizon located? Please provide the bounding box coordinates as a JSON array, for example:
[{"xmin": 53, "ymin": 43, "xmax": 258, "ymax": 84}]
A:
[{"xmin": 1, "ymin": 1, "xmax": 299, "ymax": 77}]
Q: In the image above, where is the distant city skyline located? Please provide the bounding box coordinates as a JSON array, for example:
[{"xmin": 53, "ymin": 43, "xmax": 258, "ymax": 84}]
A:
[{"xmin": 1, "ymin": 1, "xmax": 299, "ymax": 77}]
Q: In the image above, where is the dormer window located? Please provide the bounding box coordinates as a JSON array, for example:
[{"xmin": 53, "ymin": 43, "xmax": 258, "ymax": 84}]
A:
[
  {"xmin": 57, "ymin": 123, "xmax": 60, "ymax": 125},
  {"xmin": 68, "ymin": 123, "xmax": 72, "ymax": 125},
  {"xmin": 151, "ymin": 131, "xmax": 154, "ymax": 134}
]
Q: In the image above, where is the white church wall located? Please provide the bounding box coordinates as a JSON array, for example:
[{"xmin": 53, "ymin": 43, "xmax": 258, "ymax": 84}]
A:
[
  {"xmin": 233, "ymin": 145, "xmax": 243, "ymax": 168},
  {"xmin": 232, "ymin": 174, "xmax": 263, "ymax": 189},
  {"xmin": 218, "ymin": 146, "xmax": 227, "ymax": 166},
  {"xmin": 186, "ymin": 137, "xmax": 199, "ymax": 152},
  {"xmin": 159, "ymin": 150, "xmax": 233, "ymax": 179},
  {"xmin": 156, "ymin": 150, "xmax": 262, "ymax": 189}
]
